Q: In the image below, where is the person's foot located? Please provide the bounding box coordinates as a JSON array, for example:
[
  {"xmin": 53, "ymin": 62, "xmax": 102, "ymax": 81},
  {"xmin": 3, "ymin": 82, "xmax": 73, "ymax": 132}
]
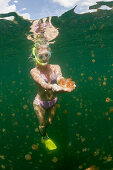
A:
[{"xmin": 41, "ymin": 134, "xmax": 57, "ymax": 150}]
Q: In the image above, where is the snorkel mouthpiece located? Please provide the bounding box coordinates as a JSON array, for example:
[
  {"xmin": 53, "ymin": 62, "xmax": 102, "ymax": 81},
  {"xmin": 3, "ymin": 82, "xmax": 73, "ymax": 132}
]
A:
[{"xmin": 34, "ymin": 54, "xmax": 48, "ymax": 66}]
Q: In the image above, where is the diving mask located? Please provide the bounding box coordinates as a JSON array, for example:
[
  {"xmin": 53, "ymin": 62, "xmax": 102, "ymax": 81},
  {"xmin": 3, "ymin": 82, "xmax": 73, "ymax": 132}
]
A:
[
  {"xmin": 35, "ymin": 51, "xmax": 51, "ymax": 66},
  {"xmin": 32, "ymin": 45, "xmax": 51, "ymax": 66}
]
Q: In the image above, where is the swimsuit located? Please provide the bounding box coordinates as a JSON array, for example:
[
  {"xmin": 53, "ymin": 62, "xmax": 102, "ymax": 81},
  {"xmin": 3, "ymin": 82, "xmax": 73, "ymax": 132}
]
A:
[
  {"xmin": 40, "ymin": 71, "xmax": 57, "ymax": 84},
  {"xmin": 34, "ymin": 71, "xmax": 58, "ymax": 109},
  {"xmin": 34, "ymin": 97, "xmax": 57, "ymax": 109}
]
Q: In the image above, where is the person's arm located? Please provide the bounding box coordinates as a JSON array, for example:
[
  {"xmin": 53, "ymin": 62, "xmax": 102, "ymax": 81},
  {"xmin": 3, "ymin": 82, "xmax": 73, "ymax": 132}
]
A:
[
  {"xmin": 30, "ymin": 68, "xmax": 52, "ymax": 89},
  {"xmin": 55, "ymin": 65, "xmax": 64, "ymax": 82},
  {"xmin": 54, "ymin": 65, "xmax": 74, "ymax": 93}
]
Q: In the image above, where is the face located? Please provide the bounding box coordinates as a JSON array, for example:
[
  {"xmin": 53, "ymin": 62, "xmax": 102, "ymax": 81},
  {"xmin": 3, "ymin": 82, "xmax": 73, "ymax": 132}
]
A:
[{"xmin": 37, "ymin": 52, "xmax": 50, "ymax": 64}]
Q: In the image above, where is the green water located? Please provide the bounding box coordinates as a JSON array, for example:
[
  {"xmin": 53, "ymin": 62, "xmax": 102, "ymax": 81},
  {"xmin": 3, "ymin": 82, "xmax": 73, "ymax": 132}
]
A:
[{"xmin": 0, "ymin": 3, "xmax": 113, "ymax": 170}]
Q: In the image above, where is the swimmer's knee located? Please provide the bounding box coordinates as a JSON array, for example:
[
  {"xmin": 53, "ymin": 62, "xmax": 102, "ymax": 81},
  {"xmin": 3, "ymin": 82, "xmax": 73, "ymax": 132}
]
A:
[
  {"xmin": 48, "ymin": 118, "xmax": 52, "ymax": 124},
  {"xmin": 39, "ymin": 120, "xmax": 48, "ymax": 127},
  {"xmin": 39, "ymin": 125, "xmax": 46, "ymax": 129}
]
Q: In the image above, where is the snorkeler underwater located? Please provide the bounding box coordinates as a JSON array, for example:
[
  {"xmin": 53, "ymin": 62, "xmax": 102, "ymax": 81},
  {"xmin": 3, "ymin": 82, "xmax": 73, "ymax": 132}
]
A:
[
  {"xmin": 0, "ymin": 0, "xmax": 113, "ymax": 169},
  {"xmin": 29, "ymin": 17, "xmax": 76, "ymax": 150}
]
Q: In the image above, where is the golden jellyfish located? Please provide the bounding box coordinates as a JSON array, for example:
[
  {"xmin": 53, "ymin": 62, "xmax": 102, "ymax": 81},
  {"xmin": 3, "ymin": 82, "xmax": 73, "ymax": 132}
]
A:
[
  {"xmin": 32, "ymin": 144, "xmax": 38, "ymax": 150},
  {"xmin": 103, "ymin": 81, "xmax": 106, "ymax": 86},
  {"xmin": 68, "ymin": 142, "xmax": 72, "ymax": 147},
  {"xmin": 40, "ymin": 154, "xmax": 43, "ymax": 157},
  {"xmin": 88, "ymin": 76, "xmax": 93, "ymax": 80},
  {"xmin": 93, "ymin": 149, "xmax": 100, "ymax": 156},
  {"xmin": 81, "ymin": 73, "xmax": 84, "ymax": 76},
  {"xmin": 34, "ymin": 128, "xmax": 39, "ymax": 132},
  {"xmin": 82, "ymin": 148, "xmax": 87, "ymax": 152},
  {"xmin": 76, "ymin": 112, "xmax": 82, "ymax": 116},
  {"xmin": 51, "ymin": 157, "xmax": 58, "ymax": 163},
  {"xmin": 98, "ymin": 77, "xmax": 101, "ymax": 81},
  {"xmin": 105, "ymin": 97, "xmax": 111, "ymax": 103},
  {"xmin": 76, "ymin": 133, "xmax": 80, "ymax": 137},
  {"xmin": 23, "ymin": 105, "xmax": 28, "ymax": 109},
  {"xmin": 63, "ymin": 110, "xmax": 67, "ymax": 114},
  {"xmin": 104, "ymin": 77, "xmax": 107, "ymax": 81},
  {"xmin": 58, "ymin": 78, "xmax": 75, "ymax": 89},
  {"xmin": 1, "ymin": 165, "xmax": 6, "ymax": 169},
  {"xmin": 92, "ymin": 59, "xmax": 95, "ymax": 63},
  {"xmin": 91, "ymin": 50, "xmax": 95, "ymax": 57},
  {"xmin": 2, "ymin": 129, "xmax": 6, "ymax": 133},
  {"xmin": 106, "ymin": 155, "xmax": 112, "ymax": 162},
  {"xmin": 56, "ymin": 104, "xmax": 60, "ymax": 108},
  {"xmin": 0, "ymin": 155, "xmax": 5, "ymax": 160},
  {"xmin": 108, "ymin": 117, "xmax": 111, "ymax": 120},
  {"xmin": 0, "ymin": 99, "xmax": 3, "ymax": 103},
  {"xmin": 105, "ymin": 112, "xmax": 108, "ymax": 116},
  {"xmin": 11, "ymin": 113, "xmax": 15, "ymax": 117},
  {"xmin": 109, "ymin": 107, "xmax": 113, "ymax": 113},
  {"xmin": 12, "ymin": 81, "xmax": 16, "ymax": 84},
  {"xmin": 26, "ymin": 136, "xmax": 29, "ymax": 139},
  {"xmin": 13, "ymin": 121, "xmax": 18, "ymax": 126},
  {"xmin": 81, "ymin": 137, "xmax": 85, "ymax": 142},
  {"xmin": 86, "ymin": 165, "xmax": 99, "ymax": 170},
  {"xmin": 58, "ymin": 78, "xmax": 66, "ymax": 87},
  {"xmin": 78, "ymin": 165, "xmax": 83, "ymax": 169},
  {"xmin": 25, "ymin": 154, "xmax": 32, "ymax": 160}
]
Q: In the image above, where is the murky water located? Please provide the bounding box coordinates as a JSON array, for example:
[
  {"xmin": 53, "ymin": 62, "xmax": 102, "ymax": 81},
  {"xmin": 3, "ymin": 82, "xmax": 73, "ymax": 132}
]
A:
[{"xmin": 0, "ymin": 3, "xmax": 113, "ymax": 170}]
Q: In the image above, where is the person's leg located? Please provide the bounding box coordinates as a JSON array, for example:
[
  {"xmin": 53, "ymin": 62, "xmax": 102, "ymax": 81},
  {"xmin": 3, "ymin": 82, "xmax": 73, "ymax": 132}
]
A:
[
  {"xmin": 33, "ymin": 100, "xmax": 47, "ymax": 137},
  {"xmin": 47, "ymin": 104, "xmax": 57, "ymax": 125},
  {"xmin": 33, "ymin": 101, "xmax": 57, "ymax": 150},
  {"xmin": 41, "ymin": 103, "xmax": 57, "ymax": 150}
]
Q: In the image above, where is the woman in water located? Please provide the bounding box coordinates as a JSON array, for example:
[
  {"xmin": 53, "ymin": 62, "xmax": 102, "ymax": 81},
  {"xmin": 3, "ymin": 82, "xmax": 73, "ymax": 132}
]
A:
[{"xmin": 30, "ymin": 44, "xmax": 75, "ymax": 150}]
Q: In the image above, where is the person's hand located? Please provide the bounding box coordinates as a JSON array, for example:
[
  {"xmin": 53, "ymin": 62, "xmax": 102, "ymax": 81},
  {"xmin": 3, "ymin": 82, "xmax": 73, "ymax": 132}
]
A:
[
  {"xmin": 63, "ymin": 84, "xmax": 76, "ymax": 92},
  {"xmin": 52, "ymin": 84, "xmax": 76, "ymax": 93},
  {"xmin": 51, "ymin": 84, "xmax": 63, "ymax": 92}
]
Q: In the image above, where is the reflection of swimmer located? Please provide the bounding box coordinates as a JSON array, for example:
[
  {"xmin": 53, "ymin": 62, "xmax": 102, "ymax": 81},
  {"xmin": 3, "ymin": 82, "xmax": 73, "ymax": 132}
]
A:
[
  {"xmin": 30, "ymin": 44, "xmax": 76, "ymax": 150},
  {"xmin": 27, "ymin": 17, "xmax": 59, "ymax": 44}
]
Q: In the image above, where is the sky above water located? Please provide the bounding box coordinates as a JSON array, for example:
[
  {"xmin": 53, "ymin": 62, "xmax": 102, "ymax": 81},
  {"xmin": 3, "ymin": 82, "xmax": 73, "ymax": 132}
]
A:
[{"xmin": 0, "ymin": 0, "xmax": 113, "ymax": 20}]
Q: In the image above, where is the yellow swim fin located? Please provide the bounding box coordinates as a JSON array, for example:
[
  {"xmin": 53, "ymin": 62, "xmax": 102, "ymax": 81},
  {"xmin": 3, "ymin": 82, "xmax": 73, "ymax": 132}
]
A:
[{"xmin": 41, "ymin": 135, "xmax": 57, "ymax": 150}]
